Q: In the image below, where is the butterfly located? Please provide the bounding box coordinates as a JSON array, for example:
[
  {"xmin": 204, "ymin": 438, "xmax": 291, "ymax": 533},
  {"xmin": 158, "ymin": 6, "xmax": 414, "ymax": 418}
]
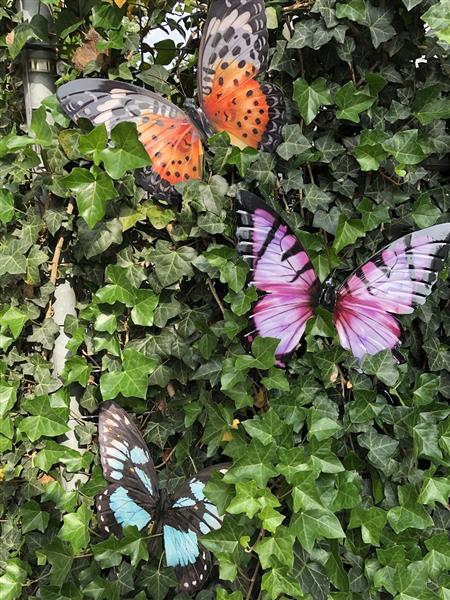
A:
[
  {"xmin": 236, "ymin": 190, "xmax": 450, "ymax": 362},
  {"xmin": 56, "ymin": 0, "xmax": 285, "ymax": 203},
  {"xmin": 97, "ymin": 401, "xmax": 230, "ymax": 593}
]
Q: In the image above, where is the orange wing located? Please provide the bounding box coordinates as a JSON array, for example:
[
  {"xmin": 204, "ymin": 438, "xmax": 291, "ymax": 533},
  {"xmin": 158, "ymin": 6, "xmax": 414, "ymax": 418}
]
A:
[
  {"xmin": 57, "ymin": 79, "xmax": 203, "ymax": 203},
  {"xmin": 137, "ymin": 114, "xmax": 203, "ymax": 185},
  {"xmin": 198, "ymin": 0, "xmax": 285, "ymax": 152}
]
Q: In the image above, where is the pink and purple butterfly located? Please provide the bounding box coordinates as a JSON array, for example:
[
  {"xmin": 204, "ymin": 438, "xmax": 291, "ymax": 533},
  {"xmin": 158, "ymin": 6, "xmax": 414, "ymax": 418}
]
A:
[
  {"xmin": 97, "ymin": 401, "xmax": 229, "ymax": 593},
  {"xmin": 236, "ymin": 191, "xmax": 450, "ymax": 363}
]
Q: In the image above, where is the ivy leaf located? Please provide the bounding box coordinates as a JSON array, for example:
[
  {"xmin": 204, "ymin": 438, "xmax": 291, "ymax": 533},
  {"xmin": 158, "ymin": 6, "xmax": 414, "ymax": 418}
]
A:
[
  {"xmin": 60, "ymin": 167, "xmax": 118, "ymax": 228},
  {"xmin": 137, "ymin": 565, "xmax": 177, "ymax": 600},
  {"xmin": 422, "ymin": 0, "xmax": 450, "ymax": 44},
  {"xmin": 333, "ymin": 215, "xmax": 366, "ymax": 253},
  {"xmin": 349, "ymin": 506, "xmax": 387, "ymax": 545},
  {"xmin": 223, "ymin": 440, "xmax": 279, "ymax": 487},
  {"xmin": 95, "ymin": 265, "xmax": 136, "ymax": 306},
  {"xmin": 100, "ymin": 122, "xmax": 151, "ymax": 179},
  {"xmin": 234, "ymin": 337, "xmax": 279, "ymax": 371},
  {"xmin": 290, "ymin": 510, "xmax": 346, "ymax": 552},
  {"xmin": 293, "ymin": 77, "xmax": 332, "ymax": 125},
  {"xmin": 336, "ymin": 82, "xmax": 375, "ymax": 123},
  {"xmin": 382, "ymin": 130, "xmax": 426, "ymax": 165},
  {"xmin": 261, "ymin": 567, "xmax": 303, "ymax": 600},
  {"xmin": 0, "ymin": 560, "xmax": 29, "ymax": 600},
  {"xmin": 255, "ymin": 527, "xmax": 295, "ymax": 569},
  {"xmin": 100, "ymin": 348, "xmax": 158, "ymax": 400},
  {"xmin": 0, "ymin": 190, "xmax": 15, "ymax": 224},
  {"xmin": 58, "ymin": 504, "xmax": 93, "ymax": 554},
  {"xmin": 0, "ymin": 384, "xmax": 17, "ymax": 418},
  {"xmin": 148, "ymin": 240, "xmax": 198, "ymax": 288},
  {"xmin": 19, "ymin": 394, "xmax": 70, "ymax": 442},
  {"xmin": 38, "ymin": 540, "xmax": 74, "ymax": 588},
  {"xmin": 131, "ymin": 290, "xmax": 159, "ymax": 326},
  {"xmin": 20, "ymin": 500, "xmax": 50, "ymax": 534},
  {"xmin": 361, "ymin": 349, "xmax": 399, "ymax": 386},
  {"xmin": 412, "ymin": 194, "xmax": 441, "ymax": 229},
  {"xmin": 277, "ymin": 124, "xmax": 312, "ymax": 160},
  {"xmin": 364, "ymin": 4, "xmax": 396, "ymax": 47}
]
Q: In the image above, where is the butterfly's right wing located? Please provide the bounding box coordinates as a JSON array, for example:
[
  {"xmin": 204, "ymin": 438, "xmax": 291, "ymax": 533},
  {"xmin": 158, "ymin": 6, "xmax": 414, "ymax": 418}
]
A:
[
  {"xmin": 97, "ymin": 401, "xmax": 159, "ymax": 536},
  {"xmin": 57, "ymin": 79, "xmax": 203, "ymax": 202},
  {"xmin": 334, "ymin": 223, "xmax": 450, "ymax": 359},
  {"xmin": 197, "ymin": 0, "xmax": 285, "ymax": 151},
  {"xmin": 236, "ymin": 191, "xmax": 319, "ymax": 362},
  {"xmin": 163, "ymin": 464, "xmax": 230, "ymax": 593}
]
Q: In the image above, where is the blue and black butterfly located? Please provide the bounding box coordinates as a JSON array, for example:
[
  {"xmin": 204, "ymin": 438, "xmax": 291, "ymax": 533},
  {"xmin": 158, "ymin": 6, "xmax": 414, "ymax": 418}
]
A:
[{"xmin": 97, "ymin": 401, "xmax": 230, "ymax": 593}]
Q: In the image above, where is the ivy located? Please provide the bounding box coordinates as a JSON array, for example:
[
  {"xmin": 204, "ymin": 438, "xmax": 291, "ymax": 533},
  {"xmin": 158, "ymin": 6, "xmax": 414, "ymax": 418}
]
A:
[{"xmin": 1, "ymin": 0, "xmax": 450, "ymax": 599}]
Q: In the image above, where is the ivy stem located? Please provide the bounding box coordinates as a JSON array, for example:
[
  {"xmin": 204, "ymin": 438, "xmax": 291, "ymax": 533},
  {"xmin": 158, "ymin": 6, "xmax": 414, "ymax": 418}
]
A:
[
  {"xmin": 45, "ymin": 198, "xmax": 75, "ymax": 319},
  {"xmin": 207, "ymin": 278, "xmax": 225, "ymax": 315}
]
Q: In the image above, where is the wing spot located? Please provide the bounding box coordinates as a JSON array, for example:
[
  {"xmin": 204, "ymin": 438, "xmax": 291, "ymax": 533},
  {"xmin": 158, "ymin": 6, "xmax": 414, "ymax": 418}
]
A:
[
  {"xmin": 193, "ymin": 166, "xmax": 197, "ymax": 172},
  {"xmin": 221, "ymin": 62, "xmax": 229, "ymax": 69},
  {"xmin": 166, "ymin": 171, "xmax": 171, "ymax": 177},
  {"xmin": 218, "ymin": 76, "xmax": 224, "ymax": 86},
  {"xmin": 246, "ymin": 90, "xmax": 254, "ymax": 97},
  {"xmin": 175, "ymin": 171, "xmax": 180, "ymax": 178}
]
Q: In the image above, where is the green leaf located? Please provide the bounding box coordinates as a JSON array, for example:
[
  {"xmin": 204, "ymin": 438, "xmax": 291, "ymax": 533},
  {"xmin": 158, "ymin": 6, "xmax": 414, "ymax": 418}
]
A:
[
  {"xmin": 290, "ymin": 510, "xmax": 346, "ymax": 552},
  {"xmin": 261, "ymin": 566, "xmax": 303, "ymax": 600},
  {"xmin": 148, "ymin": 240, "xmax": 198, "ymax": 288},
  {"xmin": 224, "ymin": 440, "xmax": 279, "ymax": 487},
  {"xmin": 412, "ymin": 194, "xmax": 441, "ymax": 229},
  {"xmin": 361, "ymin": 349, "xmax": 399, "ymax": 386},
  {"xmin": 100, "ymin": 122, "xmax": 151, "ymax": 179},
  {"xmin": 38, "ymin": 540, "xmax": 74, "ymax": 588},
  {"xmin": 387, "ymin": 503, "xmax": 434, "ymax": 533},
  {"xmin": 293, "ymin": 77, "xmax": 332, "ymax": 125},
  {"xmin": 58, "ymin": 504, "xmax": 93, "ymax": 554},
  {"xmin": 382, "ymin": 130, "xmax": 426, "ymax": 165},
  {"xmin": 0, "ymin": 384, "xmax": 17, "ymax": 418},
  {"xmin": 60, "ymin": 167, "xmax": 118, "ymax": 228},
  {"xmin": 333, "ymin": 215, "xmax": 366, "ymax": 253},
  {"xmin": 0, "ymin": 559, "xmax": 29, "ymax": 600},
  {"xmin": 137, "ymin": 565, "xmax": 177, "ymax": 600},
  {"xmin": 255, "ymin": 527, "xmax": 295, "ymax": 569},
  {"xmin": 19, "ymin": 394, "xmax": 70, "ymax": 441},
  {"xmin": 336, "ymin": 82, "xmax": 375, "ymax": 123},
  {"xmin": 358, "ymin": 427, "xmax": 399, "ymax": 469},
  {"xmin": 131, "ymin": 290, "xmax": 159, "ymax": 326},
  {"xmin": 349, "ymin": 506, "xmax": 387, "ymax": 545},
  {"xmin": 422, "ymin": 0, "xmax": 450, "ymax": 44},
  {"xmin": 0, "ymin": 190, "xmax": 15, "ymax": 224},
  {"xmin": 20, "ymin": 500, "xmax": 50, "ymax": 534},
  {"xmin": 234, "ymin": 337, "xmax": 279, "ymax": 371},
  {"xmin": 95, "ymin": 265, "xmax": 136, "ymax": 306},
  {"xmin": 364, "ymin": 4, "xmax": 396, "ymax": 47},
  {"xmin": 277, "ymin": 124, "xmax": 312, "ymax": 160},
  {"xmin": 100, "ymin": 348, "xmax": 158, "ymax": 400}
]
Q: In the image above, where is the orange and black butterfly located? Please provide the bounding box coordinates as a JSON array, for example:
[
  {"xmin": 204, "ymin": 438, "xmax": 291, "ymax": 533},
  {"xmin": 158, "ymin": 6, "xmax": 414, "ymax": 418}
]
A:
[{"xmin": 57, "ymin": 0, "xmax": 285, "ymax": 203}]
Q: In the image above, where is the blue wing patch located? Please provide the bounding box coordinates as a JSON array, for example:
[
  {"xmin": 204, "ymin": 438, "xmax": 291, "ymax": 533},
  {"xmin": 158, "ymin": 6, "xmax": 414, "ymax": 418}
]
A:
[
  {"xmin": 135, "ymin": 467, "xmax": 154, "ymax": 495},
  {"xmin": 97, "ymin": 486, "xmax": 152, "ymax": 533},
  {"xmin": 189, "ymin": 479, "xmax": 205, "ymax": 501},
  {"xmin": 130, "ymin": 446, "xmax": 149, "ymax": 464},
  {"xmin": 163, "ymin": 525, "xmax": 200, "ymax": 567}
]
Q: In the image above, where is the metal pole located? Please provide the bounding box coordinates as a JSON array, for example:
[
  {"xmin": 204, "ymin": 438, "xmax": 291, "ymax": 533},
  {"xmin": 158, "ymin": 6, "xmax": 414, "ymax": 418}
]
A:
[{"xmin": 18, "ymin": 0, "xmax": 87, "ymax": 488}]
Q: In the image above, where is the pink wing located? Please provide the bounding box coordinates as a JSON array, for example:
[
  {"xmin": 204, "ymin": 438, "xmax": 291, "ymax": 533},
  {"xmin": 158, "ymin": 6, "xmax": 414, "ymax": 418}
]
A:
[
  {"xmin": 236, "ymin": 191, "xmax": 319, "ymax": 361},
  {"xmin": 334, "ymin": 223, "xmax": 450, "ymax": 359}
]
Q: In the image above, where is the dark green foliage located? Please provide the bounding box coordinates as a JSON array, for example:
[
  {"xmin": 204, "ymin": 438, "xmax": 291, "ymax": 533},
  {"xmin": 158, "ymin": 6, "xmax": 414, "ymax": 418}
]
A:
[{"xmin": 1, "ymin": 0, "xmax": 450, "ymax": 599}]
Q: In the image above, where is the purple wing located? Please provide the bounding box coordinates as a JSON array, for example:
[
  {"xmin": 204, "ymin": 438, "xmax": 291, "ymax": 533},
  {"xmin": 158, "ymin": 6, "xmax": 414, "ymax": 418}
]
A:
[
  {"xmin": 236, "ymin": 191, "xmax": 319, "ymax": 362},
  {"xmin": 334, "ymin": 223, "xmax": 450, "ymax": 359}
]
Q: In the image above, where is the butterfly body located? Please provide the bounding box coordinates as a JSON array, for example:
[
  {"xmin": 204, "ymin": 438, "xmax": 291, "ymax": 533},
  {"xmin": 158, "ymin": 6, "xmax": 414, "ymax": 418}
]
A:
[
  {"xmin": 97, "ymin": 401, "xmax": 230, "ymax": 592},
  {"xmin": 57, "ymin": 0, "xmax": 285, "ymax": 202},
  {"xmin": 318, "ymin": 278, "xmax": 337, "ymax": 312},
  {"xmin": 236, "ymin": 191, "xmax": 450, "ymax": 362}
]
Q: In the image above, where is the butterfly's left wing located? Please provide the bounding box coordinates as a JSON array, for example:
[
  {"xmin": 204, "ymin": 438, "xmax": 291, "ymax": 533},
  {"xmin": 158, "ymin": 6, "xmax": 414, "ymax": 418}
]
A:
[
  {"xmin": 162, "ymin": 463, "xmax": 230, "ymax": 593},
  {"xmin": 97, "ymin": 401, "xmax": 159, "ymax": 536},
  {"xmin": 334, "ymin": 223, "xmax": 450, "ymax": 359},
  {"xmin": 236, "ymin": 191, "xmax": 320, "ymax": 363},
  {"xmin": 198, "ymin": 0, "xmax": 285, "ymax": 151},
  {"xmin": 57, "ymin": 79, "xmax": 203, "ymax": 202}
]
